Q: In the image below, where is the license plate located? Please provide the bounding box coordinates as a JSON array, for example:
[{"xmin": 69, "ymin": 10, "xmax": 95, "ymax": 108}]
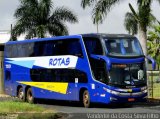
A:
[{"xmin": 128, "ymin": 98, "xmax": 135, "ymax": 102}]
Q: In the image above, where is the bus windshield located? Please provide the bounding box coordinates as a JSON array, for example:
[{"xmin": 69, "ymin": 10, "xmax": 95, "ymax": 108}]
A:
[
  {"xmin": 105, "ymin": 38, "xmax": 143, "ymax": 57},
  {"xmin": 109, "ymin": 63, "xmax": 147, "ymax": 88}
]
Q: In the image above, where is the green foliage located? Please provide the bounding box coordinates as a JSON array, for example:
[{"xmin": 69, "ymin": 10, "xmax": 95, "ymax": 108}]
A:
[
  {"xmin": 81, "ymin": 0, "xmax": 120, "ymax": 25},
  {"xmin": 124, "ymin": 12, "xmax": 138, "ymax": 35},
  {"xmin": 81, "ymin": 0, "xmax": 97, "ymax": 8},
  {"xmin": 147, "ymin": 25, "xmax": 160, "ymax": 68},
  {"xmin": 81, "ymin": 0, "xmax": 160, "ymax": 56},
  {"xmin": 124, "ymin": 3, "xmax": 156, "ymax": 35},
  {"xmin": 12, "ymin": 0, "xmax": 78, "ymax": 39},
  {"xmin": 81, "ymin": 0, "xmax": 159, "ymax": 31},
  {"xmin": 0, "ymin": 101, "xmax": 44, "ymax": 113}
]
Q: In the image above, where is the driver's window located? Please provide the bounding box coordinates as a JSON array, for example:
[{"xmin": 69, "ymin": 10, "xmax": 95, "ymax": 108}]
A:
[
  {"xmin": 83, "ymin": 37, "xmax": 103, "ymax": 56},
  {"xmin": 83, "ymin": 37, "xmax": 108, "ymax": 83}
]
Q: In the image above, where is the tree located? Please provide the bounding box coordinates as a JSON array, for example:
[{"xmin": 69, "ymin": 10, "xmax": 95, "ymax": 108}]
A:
[
  {"xmin": 124, "ymin": 9, "xmax": 156, "ymax": 36},
  {"xmin": 147, "ymin": 25, "xmax": 160, "ymax": 69},
  {"xmin": 124, "ymin": 12, "xmax": 138, "ymax": 35},
  {"xmin": 12, "ymin": 0, "xmax": 78, "ymax": 39},
  {"xmin": 81, "ymin": 0, "xmax": 160, "ymax": 56}
]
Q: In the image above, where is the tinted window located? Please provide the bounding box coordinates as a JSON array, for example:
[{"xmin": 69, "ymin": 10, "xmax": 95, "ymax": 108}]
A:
[
  {"xmin": 5, "ymin": 45, "xmax": 12, "ymax": 58},
  {"xmin": 12, "ymin": 45, "xmax": 18, "ymax": 57},
  {"xmin": 83, "ymin": 37, "xmax": 103, "ymax": 55},
  {"xmin": 5, "ymin": 38, "xmax": 83, "ymax": 58},
  {"xmin": 17, "ymin": 43, "xmax": 34, "ymax": 57},
  {"xmin": 105, "ymin": 38, "xmax": 143, "ymax": 57},
  {"xmin": 54, "ymin": 39, "xmax": 83, "ymax": 57},
  {"xmin": 30, "ymin": 69, "xmax": 88, "ymax": 83}
]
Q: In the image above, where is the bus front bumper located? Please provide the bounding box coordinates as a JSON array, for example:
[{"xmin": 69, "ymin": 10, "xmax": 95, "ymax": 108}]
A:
[
  {"xmin": 109, "ymin": 93, "xmax": 147, "ymax": 103},
  {"xmin": 101, "ymin": 87, "xmax": 148, "ymax": 103}
]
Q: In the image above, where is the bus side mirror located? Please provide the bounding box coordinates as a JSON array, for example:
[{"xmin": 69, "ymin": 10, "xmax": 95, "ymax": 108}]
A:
[
  {"xmin": 146, "ymin": 56, "xmax": 156, "ymax": 70},
  {"xmin": 90, "ymin": 54, "xmax": 111, "ymax": 70}
]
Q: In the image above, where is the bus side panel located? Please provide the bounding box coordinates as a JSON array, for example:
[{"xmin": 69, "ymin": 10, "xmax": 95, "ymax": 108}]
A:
[{"xmin": 32, "ymin": 83, "xmax": 87, "ymax": 101}]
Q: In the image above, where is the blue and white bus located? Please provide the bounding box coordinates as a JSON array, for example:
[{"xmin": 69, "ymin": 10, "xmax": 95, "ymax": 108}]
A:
[{"xmin": 4, "ymin": 34, "xmax": 155, "ymax": 107}]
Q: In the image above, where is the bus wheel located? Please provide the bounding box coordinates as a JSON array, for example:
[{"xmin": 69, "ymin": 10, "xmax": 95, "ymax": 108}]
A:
[
  {"xmin": 83, "ymin": 90, "xmax": 91, "ymax": 108},
  {"xmin": 26, "ymin": 88, "xmax": 34, "ymax": 104},
  {"xmin": 18, "ymin": 87, "xmax": 25, "ymax": 101}
]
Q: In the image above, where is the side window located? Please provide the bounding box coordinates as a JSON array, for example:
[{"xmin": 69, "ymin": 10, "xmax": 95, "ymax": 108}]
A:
[
  {"xmin": 74, "ymin": 70, "xmax": 88, "ymax": 83},
  {"xmin": 83, "ymin": 37, "xmax": 103, "ymax": 55},
  {"xmin": 34, "ymin": 41, "xmax": 46, "ymax": 56},
  {"xmin": 90, "ymin": 59, "xmax": 108, "ymax": 84},
  {"xmin": 55, "ymin": 39, "xmax": 83, "ymax": 57},
  {"xmin": 26, "ymin": 43, "xmax": 34, "ymax": 57},
  {"xmin": 7, "ymin": 43, "xmax": 34, "ymax": 58},
  {"xmin": 43, "ymin": 41, "xmax": 56, "ymax": 56},
  {"xmin": 17, "ymin": 44, "xmax": 25, "ymax": 57},
  {"xmin": 11, "ymin": 45, "xmax": 18, "ymax": 57},
  {"xmin": 30, "ymin": 69, "xmax": 88, "ymax": 83},
  {"xmin": 5, "ymin": 45, "xmax": 12, "ymax": 58},
  {"xmin": 17, "ymin": 43, "xmax": 34, "ymax": 57},
  {"xmin": 67, "ymin": 40, "xmax": 83, "ymax": 57}
]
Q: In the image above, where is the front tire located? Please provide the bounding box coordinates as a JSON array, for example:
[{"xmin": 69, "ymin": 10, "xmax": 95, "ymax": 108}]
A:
[
  {"xmin": 26, "ymin": 88, "xmax": 34, "ymax": 104},
  {"xmin": 83, "ymin": 90, "xmax": 91, "ymax": 108}
]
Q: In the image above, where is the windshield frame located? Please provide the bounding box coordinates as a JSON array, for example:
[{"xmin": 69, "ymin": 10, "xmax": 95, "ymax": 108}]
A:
[{"xmin": 103, "ymin": 37, "xmax": 144, "ymax": 58}]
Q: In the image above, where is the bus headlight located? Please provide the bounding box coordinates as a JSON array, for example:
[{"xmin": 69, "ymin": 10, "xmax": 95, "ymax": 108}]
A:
[
  {"xmin": 103, "ymin": 87, "xmax": 120, "ymax": 95},
  {"xmin": 111, "ymin": 90, "xmax": 120, "ymax": 95}
]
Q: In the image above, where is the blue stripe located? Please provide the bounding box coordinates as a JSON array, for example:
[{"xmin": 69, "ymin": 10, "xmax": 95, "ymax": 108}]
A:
[
  {"xmin": 6, "ymin": 60, "xmax": 35, "ymax": 68},
  {"xmin": 109, "ymin": 57, "xmax": 144, "ymax": 64}
]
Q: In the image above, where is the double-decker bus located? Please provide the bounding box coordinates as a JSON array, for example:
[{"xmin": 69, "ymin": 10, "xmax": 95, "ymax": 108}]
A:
[{"xmin": 4, "ymin": 34, "xmax": 155, "ymax": 107}]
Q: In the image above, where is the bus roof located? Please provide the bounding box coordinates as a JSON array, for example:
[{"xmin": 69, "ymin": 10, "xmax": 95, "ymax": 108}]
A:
[
  {"xmin": 6, "ymin": 35, "xmax": 82, "ymax": 45},
  {"xmin": 81, "ymin": 33, "xmax": 136, "ymax": 39},
  {"xmin": 6, "ymin": 33, "xmax": 136, "ymax": 45}
]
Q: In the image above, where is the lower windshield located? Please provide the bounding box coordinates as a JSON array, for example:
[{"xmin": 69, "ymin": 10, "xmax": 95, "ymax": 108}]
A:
[
  {"xmin": 109, "ymin": 63, "xmax": 146, "ymax": 88},
  {"xmin": 105, "ymin": 38, "xmax": 143, "ymax": 57}
]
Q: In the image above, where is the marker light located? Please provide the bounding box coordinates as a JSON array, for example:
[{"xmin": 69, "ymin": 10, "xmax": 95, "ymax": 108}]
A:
[{"xmin": 112, "ymin": 64, "xmax": 127, "ymax": 68}]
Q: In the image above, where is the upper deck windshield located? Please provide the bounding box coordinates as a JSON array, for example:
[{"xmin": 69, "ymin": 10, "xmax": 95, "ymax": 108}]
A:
[{"xmin": 104, "ymin": 38, "xmax": 143, "ymax": 57}]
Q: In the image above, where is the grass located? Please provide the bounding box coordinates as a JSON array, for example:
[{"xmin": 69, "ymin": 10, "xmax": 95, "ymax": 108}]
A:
[
  {"xmin": 0, "ymin": 100, "xmax": 44, "ymax": 113},
  {"xmin": 0, "ymin": 100, "xmax": 60, "ymax": 119}
]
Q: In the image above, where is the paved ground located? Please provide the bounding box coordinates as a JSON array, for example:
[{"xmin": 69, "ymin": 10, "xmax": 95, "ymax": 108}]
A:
[
  {"xmin": 1, "ymin": 96, "xmax": 160, "ymax": 119},
  {"xmin": 37, "ymin": 99, "xmax": 160, "ymax": 119}
]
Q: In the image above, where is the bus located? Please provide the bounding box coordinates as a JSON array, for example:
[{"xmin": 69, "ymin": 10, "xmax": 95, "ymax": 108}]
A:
[{"xmin": 4, "ymin": 34, "xmax": 155, "ymax": 107}]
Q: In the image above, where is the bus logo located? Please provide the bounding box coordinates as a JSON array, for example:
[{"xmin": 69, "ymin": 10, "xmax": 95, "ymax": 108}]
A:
[{"xmin": 49, "ymin": 57, "xmax": 70, "ymax": 66}]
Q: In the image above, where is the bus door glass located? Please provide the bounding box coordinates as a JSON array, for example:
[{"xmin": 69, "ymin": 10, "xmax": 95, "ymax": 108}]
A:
[{"xmin": 83, "ymin": 37, "xmax": 108, "ymax": 84}]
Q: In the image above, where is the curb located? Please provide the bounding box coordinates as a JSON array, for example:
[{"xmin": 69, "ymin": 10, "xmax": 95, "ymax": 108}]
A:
[
  {"xmin": 0, "ymin": 94, "xmax": 11, "ymax": 98},
  {"xmin": 147, "ymin": 98, "xmax": 160, "ymax": 103}
]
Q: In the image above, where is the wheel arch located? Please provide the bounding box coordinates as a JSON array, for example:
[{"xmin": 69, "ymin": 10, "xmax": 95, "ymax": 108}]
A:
[
  {"xmin": 25, "ymin": 86, "xmax": 31, "ymax": 96},
  {"xmin": 17, "ymin": 85, "xmax": 23, "ymax": 96},
  {"xmin": 79, "ymin": 87, "xmax": 88, "ymax": 101}
]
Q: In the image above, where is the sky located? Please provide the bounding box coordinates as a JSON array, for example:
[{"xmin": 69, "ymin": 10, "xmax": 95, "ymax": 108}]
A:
[{"xmin": 0, "ymin": 0, "xmax": 160, "ymax": 40}]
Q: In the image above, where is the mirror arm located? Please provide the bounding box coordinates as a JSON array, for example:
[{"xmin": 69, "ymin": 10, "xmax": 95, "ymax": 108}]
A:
[
  {"xmin": 90, "ymin": 54, "xmax": 111, "ymax": 70},
  {"xmin": 146, "ymin": 56, "xmax": 156, "ymax": 70}
]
